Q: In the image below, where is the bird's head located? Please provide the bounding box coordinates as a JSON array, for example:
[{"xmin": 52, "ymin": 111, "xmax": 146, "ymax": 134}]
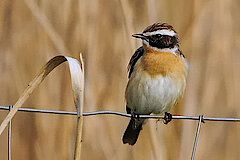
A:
[{"xmin": 132, "ymin": 23, "xmax": 179, "ymax": 50}]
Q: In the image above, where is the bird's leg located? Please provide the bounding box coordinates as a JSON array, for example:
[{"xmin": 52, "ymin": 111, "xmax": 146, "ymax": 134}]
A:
[
  {"xmin": 136, "ymin": 114, "xmax": 140, "ymax": 121},
  {"xmin": 163, "ymin": 112, "xmax": 172, "ymax": 124},
  {"xmin": 131, "ymin": 112, "xmax": 137, "ymax": 128},
  {"xmin": 131, "ymin": 112, "xmax": 140, "ymax": 129}
]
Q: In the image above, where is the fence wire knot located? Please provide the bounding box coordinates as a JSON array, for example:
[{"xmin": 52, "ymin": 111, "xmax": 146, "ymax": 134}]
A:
[{"xmin": 199, "ymin": 115, "xmax": 205, "ymax": 123}]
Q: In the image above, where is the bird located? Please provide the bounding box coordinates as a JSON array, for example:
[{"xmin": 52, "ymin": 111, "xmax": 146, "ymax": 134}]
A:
[{"xmin": 122, "ymin": 22, "xmax": 188, "ymax": 145}]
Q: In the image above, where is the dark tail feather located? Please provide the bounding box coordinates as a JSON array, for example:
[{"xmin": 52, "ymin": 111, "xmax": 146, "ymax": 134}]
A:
[{"xmin": 122, "ymin": 118, "xmax": 143, "ymax": 145}]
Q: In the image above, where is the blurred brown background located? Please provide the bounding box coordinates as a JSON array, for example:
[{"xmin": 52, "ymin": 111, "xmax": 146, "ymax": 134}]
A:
[{"xmin": 0, "ymin": 0, "xmax": 240, "ymax": 159}]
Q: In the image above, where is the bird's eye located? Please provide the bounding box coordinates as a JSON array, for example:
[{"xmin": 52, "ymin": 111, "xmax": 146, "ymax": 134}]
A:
[{"xmin": 156, "ymin": 34, "xmax": 162, "ymax": 38}]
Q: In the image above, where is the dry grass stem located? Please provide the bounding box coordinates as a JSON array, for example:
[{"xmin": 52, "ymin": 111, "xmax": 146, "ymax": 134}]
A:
[
  {"xmin": 0, "ymin": 55, "xmax": 84, "ymax": 138},
  {"xmin": 73, "ymin": 53, "xmax": 84, "ymax": 160}
]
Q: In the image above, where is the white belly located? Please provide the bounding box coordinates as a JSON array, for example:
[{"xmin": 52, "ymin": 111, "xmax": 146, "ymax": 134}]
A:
[{"xmin": 125, "ymin": 71, "xmax": 185, "ymax": 115}]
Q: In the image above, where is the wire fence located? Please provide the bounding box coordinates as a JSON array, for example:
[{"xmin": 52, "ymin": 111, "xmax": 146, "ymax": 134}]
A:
[{"xmin": 1, "ymin": 105, "xmax": 240, "ymax": 160}]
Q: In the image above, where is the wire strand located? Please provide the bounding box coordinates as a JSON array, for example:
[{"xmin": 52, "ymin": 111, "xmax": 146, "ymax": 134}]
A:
[
  {"xmin": 0, "ymin": 106, "xmax": 240, "ymax": 122},
  {"xmin": 1, "ymin": 105, "xmax": 240, "ymax": 160}
]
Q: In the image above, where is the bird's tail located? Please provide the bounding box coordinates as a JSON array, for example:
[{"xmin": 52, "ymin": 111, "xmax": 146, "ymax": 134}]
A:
[{"xmin": 122, "ymin": 118, "xmax": 143, "ymax": 145}]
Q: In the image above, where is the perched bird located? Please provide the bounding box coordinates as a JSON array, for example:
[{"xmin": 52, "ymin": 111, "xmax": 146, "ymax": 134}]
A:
[{"xmin": 122, "ymin": 23, "xmax": 188, "ymax": 145}]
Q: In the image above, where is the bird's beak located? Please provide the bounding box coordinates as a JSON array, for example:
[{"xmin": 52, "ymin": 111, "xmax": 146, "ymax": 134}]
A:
[{"xmin": 132, "ymin": 33, "xmax": 146, "ymax": 40}]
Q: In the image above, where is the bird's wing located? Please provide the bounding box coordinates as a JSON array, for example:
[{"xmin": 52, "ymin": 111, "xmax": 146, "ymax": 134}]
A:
[
  {"xmin": 178, "ymin": 49, "xmax": 185, "ymax": 58},
  {"xmin": 128, "ymin": 46, "xmax": 145, "ymax": 78}
]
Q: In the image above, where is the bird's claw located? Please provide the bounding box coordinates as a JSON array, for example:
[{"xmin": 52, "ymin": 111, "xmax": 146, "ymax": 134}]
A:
[
  {"xmin": 131, "ymin": 112, "xmax": 140, "ymax": 120},
  {"xmin": 163, "ymin": 112, "xmax": 172, "ymax": 124},
  {"xmin": 131, "ymin": 112, "xmax": 140, "ymax": 128}
]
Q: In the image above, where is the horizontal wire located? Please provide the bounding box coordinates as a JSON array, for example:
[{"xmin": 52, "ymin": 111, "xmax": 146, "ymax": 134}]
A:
[
  {"xmin": 0, "ymin": 105, "xmax": 240, "ymax": 122},
  {"xmin": 0, "ymin": 106, "xmax": 76, "ymax": 115}
]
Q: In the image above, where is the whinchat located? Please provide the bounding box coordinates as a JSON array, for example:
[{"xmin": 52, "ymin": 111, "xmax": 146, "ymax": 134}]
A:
[{"xmin": 122, "ymin": 23, "xmax": 188, "ymax": 145}]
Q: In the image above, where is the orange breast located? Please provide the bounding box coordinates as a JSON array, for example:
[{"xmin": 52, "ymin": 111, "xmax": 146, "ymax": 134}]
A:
[{"xmin": 140, "ymin": 47, "xmax": 188, "ymax": 79}]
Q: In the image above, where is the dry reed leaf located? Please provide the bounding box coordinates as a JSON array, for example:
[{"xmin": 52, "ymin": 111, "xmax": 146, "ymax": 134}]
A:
[{"xmin": 0, "ymin": 55, "xmax": 84, "ymax": 146}]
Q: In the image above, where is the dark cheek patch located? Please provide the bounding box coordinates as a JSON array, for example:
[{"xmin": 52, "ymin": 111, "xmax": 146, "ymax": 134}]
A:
[{"xmin": 149, "ymin": 35, "xmax": 178, "ymax": 49}]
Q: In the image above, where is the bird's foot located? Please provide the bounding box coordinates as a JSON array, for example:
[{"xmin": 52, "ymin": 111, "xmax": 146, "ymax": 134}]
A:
[
  {"xmin": 131, "ymin": 112, "xmax": 140, "ymax": 120},
  {"xmin": 131, "ymin": 112, "xmax": 140, "ymax": 128},
  {"xmin": 163, "ymin": 112, "xmax": 172, "ymax": 124}
]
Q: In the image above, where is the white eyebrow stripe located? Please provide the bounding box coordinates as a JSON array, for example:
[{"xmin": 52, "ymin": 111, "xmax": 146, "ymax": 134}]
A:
[{"xmin": 143, "ymin": 29, "xmax": 176, "ymax": 36}]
